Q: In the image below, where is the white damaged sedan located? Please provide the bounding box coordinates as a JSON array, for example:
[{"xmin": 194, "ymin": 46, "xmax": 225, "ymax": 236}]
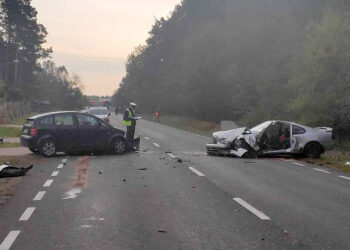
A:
[{"xmin": 206, "ymin": 120, "xmax": 333, "ymax": 159}]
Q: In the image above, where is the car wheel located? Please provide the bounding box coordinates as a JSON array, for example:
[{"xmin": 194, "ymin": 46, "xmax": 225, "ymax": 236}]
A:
[
  {"xmin": 243, "ymin": 150, "xmax": 258, "ymax": 159},
  {"xmin": 304, "ymin": 142, "xmax": 322, "ymax": 159},
  {"xmin": 29, "ymin": 147, "xmax": 39, "ymax": 154},
  {"xmin": 39, "ymin": 139, "xmax": 57, "ymax": 157},
  {"xmin": 110, "ymin": 137, "xmax": 126, "ymax": 155}
]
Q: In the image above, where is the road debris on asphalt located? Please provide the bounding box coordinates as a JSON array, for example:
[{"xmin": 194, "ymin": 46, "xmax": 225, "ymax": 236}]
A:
[
  {"xmin": 177, "ymin": 159, "xmax": 183, "ymax": 163},
  {"xmin": 158, "ymin": 230, "xmax": 167, "ymax": 233},
  {"xmin": 138, "ymin": 168, "xmax": 148, "ymax": 171},
  {"xmin": 0, "ymin": 164, "xmax": 33, "ymax": 178},
  {"xmin": 98, "ymin": 171, "xmax": 103, "ymax": 174},
  {"xmin": 123, "ymin": 178, "xmax": 127, "ymax": 182}
]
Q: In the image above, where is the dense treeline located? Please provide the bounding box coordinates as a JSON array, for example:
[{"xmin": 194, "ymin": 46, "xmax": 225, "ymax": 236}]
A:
[
  {"xmin": 113, "ymin": 0, "xmax": 350, "ymax": 127},
  {"xmin": 0, "ymin": 0, "xmax": 87, "ymax": 109}
]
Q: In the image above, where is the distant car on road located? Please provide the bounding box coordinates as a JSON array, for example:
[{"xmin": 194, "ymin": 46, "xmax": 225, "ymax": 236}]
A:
[
  {"xmin": 88, "ymin": 106, "xmax": 110, "ymax": 123},
  {"xmin": 206, "ymin": 120, "xmax": 333, "ymax": 159},
  {"xmin": 20, "ymin": 111, "xmax": 127, "ymax": 157}
]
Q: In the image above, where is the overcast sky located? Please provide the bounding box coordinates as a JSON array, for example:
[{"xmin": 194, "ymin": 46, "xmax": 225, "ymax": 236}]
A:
[{"xmin": 32, "ymin": 0, "xmax": 181, "ymax": 96}]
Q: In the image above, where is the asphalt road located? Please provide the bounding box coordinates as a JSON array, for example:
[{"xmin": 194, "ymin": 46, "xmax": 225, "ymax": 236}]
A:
[{"xmin": 0, "ymin": 114, "xmax": 350, "ymax": 249}]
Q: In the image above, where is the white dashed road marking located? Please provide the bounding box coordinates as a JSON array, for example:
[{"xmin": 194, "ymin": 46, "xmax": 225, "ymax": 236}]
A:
[
  {"xmin": 33, "ymin": 191, "xmax": 46, "ymax": 201},
  {"xmin": 51, "ymin": 171, "xmax": 59, "ymax": 177},
  {"xmin": 144, "ymin": 137, "xmax": 150, "ymax": 140},
  {"xmin": 339, "ymin": 176, "xmax": 350, "ymax": 181},
  {"xmin": 0, "ymin": 231, "xmax": 20, "ymax": 250},
  {"xmin": 153, "ymin": 143, "xmax": 160, "ymax": 147},
  {"xmin": 167, "ymin": 153, "xmax": 177, "ymax": 158},
  {"xmin": 57, "ymin": 163, "xmax": 64, "ymax": 169},
  {"xmin": 189, "ymin": 167, "xmax": 205, "ymax": 177},
  {"xmin": 43, "ymin": 179, "xmax": 54, "ymax": 187},
  {"xmin": 292, "ymin": 162, "xmax": 305, "ymax": 167},
  {"xmin": 313, "ymin": 168, "xmax": 331, "ymax": 174},
  {"xmin": 61, "ymin": 159, "xmax": 68, "ymax": 164},
  {"xmin": 19, "ymin": 207, "xmax": 36, "ymax": 221},
  {"xmin": 233, "ymin": 198, "xmax": 271, "ymax": 220}
]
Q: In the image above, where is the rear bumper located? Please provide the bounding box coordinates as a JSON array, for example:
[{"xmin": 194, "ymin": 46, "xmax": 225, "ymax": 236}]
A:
[{"xmin": 20, "ymin": 135, "xmax": 36, "ymax": 149}]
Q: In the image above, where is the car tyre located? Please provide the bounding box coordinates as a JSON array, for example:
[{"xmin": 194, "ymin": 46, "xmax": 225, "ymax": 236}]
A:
[
  {"xmin": 304, "ymin": 142, "xmax": 322, "ymax": 159},
  {"xmin": 39, "ymin": 139, "xmax": 57, "ymax": 157},
  {"xmin": 110, "ymin": 137, "xmax": 126, "ymax": 155}
]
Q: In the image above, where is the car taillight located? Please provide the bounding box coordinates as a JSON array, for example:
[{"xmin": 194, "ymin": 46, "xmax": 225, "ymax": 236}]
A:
[{"xmin": 31, "ymin": 127, "xmax": 38, "ymax": 136}]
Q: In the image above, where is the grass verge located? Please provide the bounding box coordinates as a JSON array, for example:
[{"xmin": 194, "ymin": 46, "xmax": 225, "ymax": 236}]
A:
[
  {"xmin": 9, "ymin": 113, "xmax": 38, "ymax": 125},
  {"xmin": 142, "ymin": 114, "xmax": 219, "ymax": 136},
  {"xmin": 0, "ymin": 142, "xmax": 21, "ymax": 148},
  {"xmin": 0, "ymin": 126, "xmax": 22, "ymax": 138}
]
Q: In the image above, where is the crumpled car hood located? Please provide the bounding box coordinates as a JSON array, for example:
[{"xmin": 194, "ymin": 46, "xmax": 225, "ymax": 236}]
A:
[{"xmin": 213, "ymin": 127, "xmax": 247, "ymax": 144}]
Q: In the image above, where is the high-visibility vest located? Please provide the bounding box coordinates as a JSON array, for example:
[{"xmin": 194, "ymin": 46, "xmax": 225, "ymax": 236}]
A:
[{"xmin": 123, "ymin": 108, "xmax": 133, "ymax": 126}]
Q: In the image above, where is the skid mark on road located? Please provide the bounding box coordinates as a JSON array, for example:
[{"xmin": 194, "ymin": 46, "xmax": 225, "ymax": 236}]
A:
[
  {"xmin": 73, "ymin": 156, "xmax": 91, "ymax": 188},
  {"xmin": 233, "ymin": 198, "xmax": 271, "ymax": 220}
]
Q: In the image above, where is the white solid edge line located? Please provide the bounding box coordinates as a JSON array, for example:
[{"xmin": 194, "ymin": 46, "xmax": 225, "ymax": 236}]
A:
[
  {"xmin": 0, "ymin": 231, "xmax": 20, "ymax": 250},
  {"xmin": 51, "ymin": 171, "xmax": 59, "ymax": 177},
  {"xmin": 57, "ymin": 164, "xmax": 64, "ymax": 169},
  {"xmin": 313, "ymin": 168, "xmax": 331, "ymax": 174},
  {"xmin": 339, "ymin": 176, "xmax": 350, "ymax": 181},
  {"xmin": 33, "ymin": 191, "xmax": 46, "ymax": 201},
  {"xmin": 43, "ymin": 179, "xmax": 54, "ymax": 187},
  {"xmin": 189, "ymin": 167, "xmax": 205, "ymax": 177},
  {"xmin": 19, "ymin": 207, "xmax": 36, "ymax": 221},
  {"xmin": 167, "ymin": 153, "xmax": 177, "ymax": 158},
  {"xmin": 292, "ymin": 162, "xmax": 306, "ymax": 167},
  {"xmin": 153, "ymin": 143, "xmax": 160, "ymax": 147},
  {"xmin": 144, "ymin": 137, "xmax": 150, "ymax": 140},
  {"xmin": 233, "ymin": 198, "xmax": 271, "ymax": 220}
]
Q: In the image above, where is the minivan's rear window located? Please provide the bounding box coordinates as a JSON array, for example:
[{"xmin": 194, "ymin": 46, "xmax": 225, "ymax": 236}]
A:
[
  {"xmin": 26, "ymin": 119, "xmax": 35, "ymax": 126},
  {"xmin": 40, "ymin": 116, "xmax": 53, "ymax": 125}
]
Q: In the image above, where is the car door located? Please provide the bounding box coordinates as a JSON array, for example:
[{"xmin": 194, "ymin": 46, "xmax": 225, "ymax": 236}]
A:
[
  {"xmin": 76, "ymin": 113, "xmax": 110, "ymax": 150},
  {"xmin": 53, "ymin": 113, "xmax": 79, "ymax": 152},
  {"xmin": 260, "ymin": 122, "xmax": 292, "ymax": 155}
]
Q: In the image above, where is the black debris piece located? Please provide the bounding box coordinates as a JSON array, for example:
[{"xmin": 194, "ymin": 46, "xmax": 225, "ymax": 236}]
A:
[
  {"xmin": 138, "ymin": 168, "xmax": 148, "ymax": 171},
  {"xmin": 0, "ymin": 138, "xmax": 3, "ymax": 144},
  {"xmin": 244, "ymin": 161, "xmax": 256, "ymax": 164},
  {"xmin": 165, "ymin": 150, "xmax": 172, "ymax": 153},
  {"xmin": 192, "ymin": 186, "xmax": 196, "ymax": 188},
  {"xmin": 177, "ymin": 159, "xmax": 183, "ymax": 163},
  {"xmin": 261, "ymin": 238, "xmax": 265, "ymax": 241},
  {"xmin": 158, "ymin": 230, "xmax": 167, "ymax": 233},
  {"xmin": 0, "ymin": 164, "xmax": 33, "ymax": 178},
  {"xmin": 123, "ymin": 179, "xmax": 127, "ymax": 182},
  {"xmin": 98, "ymin": 171, "xmax": 103, "ymax": 174},
  {"xmin": 173, "ymin": 166, "xmax": 176, "ymax": 168}
]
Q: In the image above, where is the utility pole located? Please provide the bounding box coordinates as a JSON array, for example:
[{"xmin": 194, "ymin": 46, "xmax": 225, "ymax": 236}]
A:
[{"xmin": 14, "ymin": 49, "xmax": 18, "ymax": 89}]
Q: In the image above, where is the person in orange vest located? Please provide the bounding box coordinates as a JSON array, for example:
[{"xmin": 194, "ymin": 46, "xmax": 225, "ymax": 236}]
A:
[{"xmin": 123, "ymin": 102, "xmax": 137, "ymax": 143}]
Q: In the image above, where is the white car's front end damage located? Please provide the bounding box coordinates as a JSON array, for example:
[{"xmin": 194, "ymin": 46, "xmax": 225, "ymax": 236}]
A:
[{"xmin": 206, "ymin": 120, "xmax": 333, "ymax": 159}]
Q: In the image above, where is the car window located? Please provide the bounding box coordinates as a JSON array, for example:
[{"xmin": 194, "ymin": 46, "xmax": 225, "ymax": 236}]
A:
[
  {"xmin": 76, "ymin": 113, "xmax": 99, "ymax": 126},
  {"xmin": 39, "ymin": 116, "xmax": 53, "ymax": 125},
  {"xmin": 54, "ymin": 114, "xmax": 74, "ymax": 126},
  {"xmin": 292, "ymin": 125, "xmax": 306, "ymax": 135},
  {"xmin": 89, "ymin": 108, "xmax": 107, "ymax": 115}
]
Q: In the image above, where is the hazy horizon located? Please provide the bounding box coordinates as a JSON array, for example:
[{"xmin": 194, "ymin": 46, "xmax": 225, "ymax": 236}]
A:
[{"xmin": 32, "ymin": 0, "xmax": 181, "ymax": 96}]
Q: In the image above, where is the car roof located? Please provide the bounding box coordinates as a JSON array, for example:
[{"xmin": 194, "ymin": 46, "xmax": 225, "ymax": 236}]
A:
[
  {"xmin": 29, "ymin": 111, "xmax": 79, "ymax": 120},
  {"xmin": 272, "ymin": 120, "xmax": 312, "ymax": 130}
]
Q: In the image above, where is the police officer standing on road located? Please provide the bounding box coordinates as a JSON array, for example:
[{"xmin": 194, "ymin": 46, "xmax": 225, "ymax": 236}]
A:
[{"xmin": 123, "ymin": 102, "xmax": 137, "ymax": 143}]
